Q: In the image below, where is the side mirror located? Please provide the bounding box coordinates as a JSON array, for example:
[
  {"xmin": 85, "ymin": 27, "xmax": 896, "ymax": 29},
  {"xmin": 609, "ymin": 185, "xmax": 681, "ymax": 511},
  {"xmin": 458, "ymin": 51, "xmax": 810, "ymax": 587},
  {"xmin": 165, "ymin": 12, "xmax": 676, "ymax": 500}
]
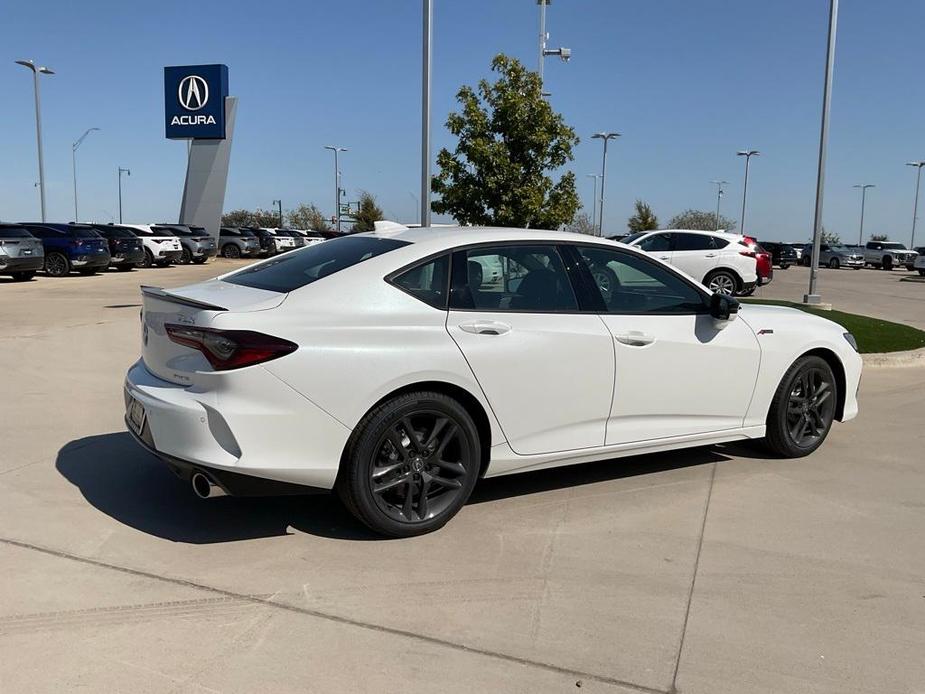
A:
[{"xmin": 710, "ymin": 292, "xmax": 740, "ymax": 323}]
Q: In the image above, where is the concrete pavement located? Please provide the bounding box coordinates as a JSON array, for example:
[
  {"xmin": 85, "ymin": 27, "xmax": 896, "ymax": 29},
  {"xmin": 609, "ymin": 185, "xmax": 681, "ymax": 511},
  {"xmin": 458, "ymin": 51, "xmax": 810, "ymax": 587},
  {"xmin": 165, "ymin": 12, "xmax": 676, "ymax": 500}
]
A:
[{"xmin": 1, "ymin": 259, "xmax": 923, "ymax": 693}]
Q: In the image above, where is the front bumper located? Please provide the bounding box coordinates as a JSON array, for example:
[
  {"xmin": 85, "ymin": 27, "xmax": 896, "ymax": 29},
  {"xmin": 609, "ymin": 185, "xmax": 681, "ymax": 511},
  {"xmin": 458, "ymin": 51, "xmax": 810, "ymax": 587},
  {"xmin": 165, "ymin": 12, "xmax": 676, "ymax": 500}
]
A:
[
  {"xmin": 843, "ymin": 258, "xmax": 865, "ymax": 268},
  {"xmin": 0, "ymin": 255, "xmax": 45, "ymax": 273},
  {"xmin": 123, "ymin": 359, "xmax": 350, "ymax": 492},
  {"xmin": 155, "ymin": 249, "xmax": 183, "ymax": 261},
  {"xmin": 189, "ymin": 244, "xmax": 218, "ymax": 258}
]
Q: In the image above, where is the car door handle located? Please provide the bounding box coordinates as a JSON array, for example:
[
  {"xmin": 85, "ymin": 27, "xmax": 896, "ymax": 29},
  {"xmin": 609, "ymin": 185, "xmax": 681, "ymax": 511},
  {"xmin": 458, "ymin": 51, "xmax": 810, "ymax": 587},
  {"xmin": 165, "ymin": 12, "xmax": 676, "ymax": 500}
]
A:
[
  {"xmin": 458, "ymin": 320, "xmax": 512, "ymax": 336},
  {"xmin": 658, "ymin": 255, "xmax": 670, "ymax": 261},
  {"xmin": 704, "ymin": 253, "xmax": 717, "ymax": 258},
  {"xmin": 613, "ymin": 332, "xmax": 655, "ymax": 346}
]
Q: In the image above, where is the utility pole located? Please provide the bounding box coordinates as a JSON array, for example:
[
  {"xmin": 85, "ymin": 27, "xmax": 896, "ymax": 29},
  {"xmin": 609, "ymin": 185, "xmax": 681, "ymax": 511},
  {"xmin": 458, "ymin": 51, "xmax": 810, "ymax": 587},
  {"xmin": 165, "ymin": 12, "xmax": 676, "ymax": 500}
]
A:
[
  {"xmin": 272, "ymin": 199, "xmax": 283, "ymax": 227},
  {"xmin": 117, "ymin": 167, "xmax": 131, "ymax": 223},
  {"xmin": 805, "ymin": 0, "xmax": 838, "ymax": 305},
  {"xmin": 906, "ymin": 161, "xmax": 925, "ymax": 249},
  {"xmin": 324, "ymin": 146, "xmax": 347, "ymax": 233},
  {"xmin": 591, "ymin": 132, "xmax": 620, "ymax": 236},
  {"xmin": 72, "ymin": 128, "xmax": 100, "ymax": 222},
  {"xmin": 711, "ymin": 180, "xmax": 729, "ymax": 230},
  {"xmin": 15, "ymin": 59, "xmax": 55, "ymax": 222},
  {"xmin": 736, "ymin": 150, "xmax": 760, "ymax": 235},
  {"xmin": 852, "ymin": 184, "xmax": 874, "ymax": 246},
  {"xmin": 537, "ymin": 0, "xmax": 570, "ymax": 95},
  {"xmin": 421, "ymin": 0, "xmax": 433, "ymax": 228}
]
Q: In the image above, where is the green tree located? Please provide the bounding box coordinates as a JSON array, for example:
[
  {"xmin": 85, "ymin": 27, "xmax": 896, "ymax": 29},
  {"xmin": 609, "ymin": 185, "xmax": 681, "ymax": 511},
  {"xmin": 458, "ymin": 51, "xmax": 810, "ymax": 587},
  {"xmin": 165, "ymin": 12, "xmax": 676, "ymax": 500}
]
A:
[
  {"xmin": 251, "ymin": 208, "xmax": 281, "ymax": 228},
  {"xmin": 565, "ymin": 211, "xmax": 596, "ymax": 236},
  {"xmin": 351, "ymin": 191, "xmax": 384, "ymax": 232},
  {"xmin": 627, "ymin": 199, "xmax": 659, "ymax": 232},
  {"xmin": 821, "ymin": 227, "xmax": 841, "ymax": 245},
  {"xmin": 668, "ymin": 208, "xmax": 737, "ymax": 232},
  {"xmin": 431, "ymin": 54, "xmax": 580, "ymax": 229},
  {"xmin": 287, "ymin": 203, "xmax": 332, "ymax": 232},
  {"xmin": 870, "ymin": 233, "xmax": 889, "ymax": 241},
  {"xmin": 221, "ymin": 209, "xmax": 253, "ymax": 227}
]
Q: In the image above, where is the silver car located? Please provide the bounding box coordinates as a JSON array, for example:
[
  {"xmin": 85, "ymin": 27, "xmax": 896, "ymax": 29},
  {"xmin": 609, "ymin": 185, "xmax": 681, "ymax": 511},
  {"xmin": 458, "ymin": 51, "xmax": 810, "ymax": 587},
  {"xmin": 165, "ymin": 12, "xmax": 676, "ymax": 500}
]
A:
[
  {"xmin": 157, "ymin": 224, "xmax": 218, "ymax": 264},
  {"xmin": 802, "ymin": 243, "xmax": 865, "ymax": 269},
  {"xmin": 0, "ymin": 223, "xmax": 44, "ymax": 281},
  {"xmin": 219, "ymin": 227, "xmax": 261, "ymax": 259}
]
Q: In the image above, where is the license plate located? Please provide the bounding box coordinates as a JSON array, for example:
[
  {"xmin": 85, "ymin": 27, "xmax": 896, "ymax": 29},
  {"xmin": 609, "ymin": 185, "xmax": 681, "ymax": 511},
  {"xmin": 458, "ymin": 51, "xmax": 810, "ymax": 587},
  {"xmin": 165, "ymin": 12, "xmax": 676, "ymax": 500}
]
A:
[{"xmin": 127, "ymin": 396, "xmax": 146, "ymax": 435}]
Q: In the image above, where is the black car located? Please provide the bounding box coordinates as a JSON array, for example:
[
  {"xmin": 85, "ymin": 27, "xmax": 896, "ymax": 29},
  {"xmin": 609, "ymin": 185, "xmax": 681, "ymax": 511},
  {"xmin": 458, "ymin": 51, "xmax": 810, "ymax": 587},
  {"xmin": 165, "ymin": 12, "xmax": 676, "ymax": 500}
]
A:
[
  {"xmin": 90, "ymin": 224, "xmax": 145, "ymax": 271},
  {"xmin": 758, "ymin": 241, "xmax": 797, "ymax": 269}
]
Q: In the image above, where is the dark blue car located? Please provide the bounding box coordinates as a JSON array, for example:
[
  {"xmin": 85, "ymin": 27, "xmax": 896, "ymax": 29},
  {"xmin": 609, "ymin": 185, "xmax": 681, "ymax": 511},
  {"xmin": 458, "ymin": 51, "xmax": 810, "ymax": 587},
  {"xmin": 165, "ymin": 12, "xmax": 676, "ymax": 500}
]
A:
[{"xmin": 20, "ymin": 223, "xmax": 111, "ymax": 277}]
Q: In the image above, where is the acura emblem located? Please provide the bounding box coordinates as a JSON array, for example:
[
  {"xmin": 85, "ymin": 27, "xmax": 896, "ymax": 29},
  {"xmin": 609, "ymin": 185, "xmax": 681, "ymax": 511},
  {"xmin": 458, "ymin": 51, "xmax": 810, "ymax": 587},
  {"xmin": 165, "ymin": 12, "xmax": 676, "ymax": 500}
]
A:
[{"xmin": 178, "ymin": 75, "xmax": 209, "ymax": 111}]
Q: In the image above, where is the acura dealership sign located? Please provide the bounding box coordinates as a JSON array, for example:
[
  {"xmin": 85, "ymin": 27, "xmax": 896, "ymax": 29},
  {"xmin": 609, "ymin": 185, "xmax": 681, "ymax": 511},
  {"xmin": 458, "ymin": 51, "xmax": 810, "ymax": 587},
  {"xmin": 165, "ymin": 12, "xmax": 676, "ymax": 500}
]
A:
[{"xmin": 164, "ymin": 64, "xmax": 228, "ymax": 139}]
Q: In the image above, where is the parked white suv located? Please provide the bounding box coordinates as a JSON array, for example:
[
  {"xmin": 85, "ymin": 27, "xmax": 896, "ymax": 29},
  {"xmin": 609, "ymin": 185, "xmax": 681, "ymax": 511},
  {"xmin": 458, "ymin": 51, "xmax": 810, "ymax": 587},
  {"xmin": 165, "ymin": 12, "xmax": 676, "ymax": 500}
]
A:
[
  {"xmin": 122, "ymin": 224, "xmax": 183, "ymax": 268},
  {"xmin": 623, "ymin": 229, "xmax": 758, "ymax": 295}
]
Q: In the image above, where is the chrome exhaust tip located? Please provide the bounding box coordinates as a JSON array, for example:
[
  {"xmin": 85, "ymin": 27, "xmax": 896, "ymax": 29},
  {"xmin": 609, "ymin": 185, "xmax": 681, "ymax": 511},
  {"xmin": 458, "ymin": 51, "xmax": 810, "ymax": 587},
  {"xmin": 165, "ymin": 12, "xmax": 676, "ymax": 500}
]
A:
[{"xmin": 191, "ymin": 472, "xmax": 227, "ymax": 499}]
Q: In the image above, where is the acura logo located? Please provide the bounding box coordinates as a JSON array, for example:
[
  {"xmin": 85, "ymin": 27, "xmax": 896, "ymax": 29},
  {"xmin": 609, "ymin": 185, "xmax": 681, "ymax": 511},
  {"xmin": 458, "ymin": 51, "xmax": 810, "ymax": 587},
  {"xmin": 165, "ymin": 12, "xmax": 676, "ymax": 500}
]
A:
[{"xmin": 178, "ymin": 75, "xmax": 209, "ymax": 111}]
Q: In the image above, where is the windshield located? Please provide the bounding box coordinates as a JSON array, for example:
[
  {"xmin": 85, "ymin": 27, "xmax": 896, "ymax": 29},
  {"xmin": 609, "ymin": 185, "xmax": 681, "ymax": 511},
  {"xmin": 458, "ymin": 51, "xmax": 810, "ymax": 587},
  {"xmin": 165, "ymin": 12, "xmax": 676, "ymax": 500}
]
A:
[
  {"xmin": 224, "ymin": 236, "xmax": 409, "ymax": 293},
  {"xmin": 0, "ymin": 225, "xmax": 34, "ymax": 239}
]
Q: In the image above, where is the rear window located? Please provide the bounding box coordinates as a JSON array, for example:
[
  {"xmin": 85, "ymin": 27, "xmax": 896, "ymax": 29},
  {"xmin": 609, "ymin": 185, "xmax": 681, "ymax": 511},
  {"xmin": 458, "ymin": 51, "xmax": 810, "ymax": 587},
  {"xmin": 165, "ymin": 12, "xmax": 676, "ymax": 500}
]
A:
[
  {"xmin": 224, "ymin": 236, "xmax": 409, "ymax": 293},
  {"xmin": 0, "ymin": 225, "xmax": 33, "ymax": 239},
  {"xmin": 71, "ymin": 227, "xmax": 102, "ymax": 239},
  {"xmin": 96, "ymin": 226, "xmax": 136, "ymax": 238}
]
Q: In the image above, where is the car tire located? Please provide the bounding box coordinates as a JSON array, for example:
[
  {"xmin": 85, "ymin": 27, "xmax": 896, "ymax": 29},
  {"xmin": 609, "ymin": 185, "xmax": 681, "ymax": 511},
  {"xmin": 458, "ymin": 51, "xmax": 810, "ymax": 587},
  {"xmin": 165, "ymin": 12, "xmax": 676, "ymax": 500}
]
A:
[
  {"xmin": 141, "ymin": 249, "xmax": 154, "ymax": 268},
  {"xmin": 179, "ymin": 248, "xmax": 192, "ymax": 264},
  {"xmin": 882, "ymin": 256, "xmax": 893, "ymax": 271},
  {"xmin": 764, "ymin": 355, "xmax": 837, "ymax": 458},
  {"xmin": 704, "ymin": 269, "xmax": 739, "ymax": 295},
  {"xmin": 155, "ymin": 259, "xmax": 172, "ymax": 268},
  {"xmin": 919, "ymin": 269, "xmax": 925, "ymax": 277},
  {"xmin": 828, "ymin": 257, "xmax": 840, "ymax": 269},
  {"xmin": 77, "ymin": 269, "xmax": 97, "ymax": 275},
  {"xmin": 222, "ymin": 244, "xmax": 241, "ymax": 259},
  {"xmin": 802, "ymin": 256, "xmax": 811, "ymax": 267},
  {"xmin": 116, "ymin": 264, "xmax": 134, "ymax": 271},
  {"xmin": 11, "ymin": 271, "xmax": 35, "ymax": 281},
  {"xmin": 779, "ymin": 264, "xmax": 790, "ymax": 270},
  {"xmin": 337, "ymin": 391, "xmax": 481, "ymax": 537},
  {"xmin": 192, "ymin": 256, "xmax": 208, "ymax": 265},
  {"xmin": 44, "ymin": 252, "xmax": 70, "ymax": 277},
  {"xmin": 590, "ymin": 265, "xmax": 619, "ymax": 304}
]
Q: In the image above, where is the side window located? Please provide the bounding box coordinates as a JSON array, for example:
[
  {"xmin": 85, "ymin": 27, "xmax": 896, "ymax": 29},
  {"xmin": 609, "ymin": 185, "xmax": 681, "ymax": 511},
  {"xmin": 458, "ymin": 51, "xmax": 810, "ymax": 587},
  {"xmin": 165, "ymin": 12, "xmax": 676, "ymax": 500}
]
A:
[
  {"xmin": 674, "ymin": 233, "xmax": 716, "ymax": 251},
  {"xmin": 637, "ymin": 233, "xmax": 672, "ymax": 253},
  {"xmin": 391, "ymin": 254, "xmax": 450, "ymax": 309},
  {"xmin": 26, "ymin": 226, "xmax": 47, "ymax": 239},
  {"xmin": 450, "ymin": 245, "xmax": 577, "ymax": 312},
  {"xmin": 575, "ymin": 246, "xmax": 707, "ymax": 315}
]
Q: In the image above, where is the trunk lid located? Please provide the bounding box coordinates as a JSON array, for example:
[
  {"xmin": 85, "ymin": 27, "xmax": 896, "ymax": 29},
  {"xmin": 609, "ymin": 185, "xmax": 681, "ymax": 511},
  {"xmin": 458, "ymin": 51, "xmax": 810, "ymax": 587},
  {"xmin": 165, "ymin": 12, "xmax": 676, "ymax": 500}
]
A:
[
  {"xmin": 140, "ymin": 280, "xmax": 286, "ymax": 385},
  {"xmin": 1, "ymin": 237, "xmax": 44, "ymax": 258}
]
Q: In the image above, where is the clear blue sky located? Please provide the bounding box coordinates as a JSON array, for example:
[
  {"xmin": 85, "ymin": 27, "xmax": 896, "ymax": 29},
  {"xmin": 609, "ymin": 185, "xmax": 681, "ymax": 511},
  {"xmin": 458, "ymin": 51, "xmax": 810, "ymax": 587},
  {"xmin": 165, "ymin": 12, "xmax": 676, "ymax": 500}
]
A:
[{"xmin": 2, "ymin": 0, "xmax": 924, "ymax": 245}]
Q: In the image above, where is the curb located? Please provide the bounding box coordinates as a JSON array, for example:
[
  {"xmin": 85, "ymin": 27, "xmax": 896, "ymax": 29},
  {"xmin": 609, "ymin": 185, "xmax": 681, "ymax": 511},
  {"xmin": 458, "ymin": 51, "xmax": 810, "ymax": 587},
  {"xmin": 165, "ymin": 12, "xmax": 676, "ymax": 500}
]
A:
[{"xmin": 862, "ymin": 346, "xmax": 925, "ymax": 368}]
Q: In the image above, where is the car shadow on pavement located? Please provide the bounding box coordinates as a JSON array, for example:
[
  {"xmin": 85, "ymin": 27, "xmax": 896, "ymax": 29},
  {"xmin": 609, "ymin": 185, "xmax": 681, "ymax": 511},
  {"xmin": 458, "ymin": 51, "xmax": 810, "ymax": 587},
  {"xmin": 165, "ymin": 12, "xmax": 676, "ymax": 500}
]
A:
[{"xmin": 57, "ymin": 432, "xmax": 770, "ymax": 544}]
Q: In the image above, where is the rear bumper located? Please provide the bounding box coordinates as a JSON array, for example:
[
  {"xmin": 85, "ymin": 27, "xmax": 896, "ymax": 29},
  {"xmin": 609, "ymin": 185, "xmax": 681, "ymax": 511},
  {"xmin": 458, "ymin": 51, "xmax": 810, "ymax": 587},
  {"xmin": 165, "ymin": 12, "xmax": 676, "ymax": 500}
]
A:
[
  {"xmin": 111, "ymin": 249, "xmax": 145, "ymax": 265},
  {"xmin": 0, "ymin": 255, "xmax": 45, "ymax": 272},
  {"xmin": 123, "ymin": 359, "xmax": 351, "ymax": 492},
  {"xmin": 71, "ymin": 254, "xmax": 111, "ymax": 268},
  {"xmin": 757, "ymin": 269, "xmax": 773, "ymax": 286}
]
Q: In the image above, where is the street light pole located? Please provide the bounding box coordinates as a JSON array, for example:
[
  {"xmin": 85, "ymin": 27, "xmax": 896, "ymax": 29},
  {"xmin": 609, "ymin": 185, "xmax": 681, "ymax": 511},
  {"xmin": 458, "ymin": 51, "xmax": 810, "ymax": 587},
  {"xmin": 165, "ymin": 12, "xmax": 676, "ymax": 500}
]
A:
[
  {"xmin": 906, "ymin": 161, "xmax": 925, "ymax": 249},
  {"xmin": 72, "ymin": 128, "xmax": 100, "ymax": 223},
  {"xmin": 852, "ymin": 184, "xmax": 874, "ymax": 246},
  {"xmin": 421, "ymin": 0, "xmax": 433, "ymax": 228},
  {"xmin": 585, "ymin": 174, "xmax": 600, "ymax": 229},
  {"xmin": 736, "ymin": 150, "xmax": 760, "ymax": 235},
  {"xmin": 272, "ymin": 199, "xmax": 283, "ymax": 227},
  {"xmin": 805, "ymin": 0, "xmax": 838, "ymax": 305},
  {"xmin": 711, "ymin": 180, "xmax": 729, "ymax": 230},
  {"xmin": 537, "ymin": 0, "xmax": 570, "ymax": 95},
  {"xmin": 117, "ymin": 167, "xmax": 131, "ymax": 223},
  {"xmin": 16, "ymin": 59, "xmax": 55, "ymax": 222},
  {"xmin": 323, "ymin": 146, "xmax": 347, "ymax": 233},
  {"xmin": 591, "ymin": 132, "xmax": 620, "ymax": 236}
]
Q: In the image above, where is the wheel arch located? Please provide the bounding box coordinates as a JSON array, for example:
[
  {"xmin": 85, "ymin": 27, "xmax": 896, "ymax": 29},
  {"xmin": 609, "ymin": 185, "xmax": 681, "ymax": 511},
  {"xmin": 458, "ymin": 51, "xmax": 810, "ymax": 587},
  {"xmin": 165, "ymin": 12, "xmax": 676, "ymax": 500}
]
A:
[
  {"xmin": 340, "ymin": 380, "xmax": 494, "ymax": 479},
  {"xmin": 799, "ymin": 347, "xmax": 847, "ymax": 421},
  {"xmin": 703, "ymin": 266, "xmax": 743, "ymax": 291}
]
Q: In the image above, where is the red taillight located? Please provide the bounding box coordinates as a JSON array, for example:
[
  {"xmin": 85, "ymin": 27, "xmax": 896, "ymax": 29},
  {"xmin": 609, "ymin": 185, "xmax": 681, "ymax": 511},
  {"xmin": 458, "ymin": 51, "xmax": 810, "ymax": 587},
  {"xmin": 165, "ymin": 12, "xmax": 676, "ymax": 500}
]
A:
[{"xmin": 165, "ymin": 324, "xmax": 297, "ymax": 370}]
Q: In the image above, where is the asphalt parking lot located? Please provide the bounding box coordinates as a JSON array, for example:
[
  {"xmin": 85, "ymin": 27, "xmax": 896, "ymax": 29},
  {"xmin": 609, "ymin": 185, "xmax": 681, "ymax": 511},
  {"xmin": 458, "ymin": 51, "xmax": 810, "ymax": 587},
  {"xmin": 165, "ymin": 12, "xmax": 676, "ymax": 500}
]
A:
[
  {"xmin": 2, "ymin": 260, "xmax": 924, "ymax": 694},
  {"xmin": 754, "ymin": 263, "xmax": 925, "ymax": 330}
]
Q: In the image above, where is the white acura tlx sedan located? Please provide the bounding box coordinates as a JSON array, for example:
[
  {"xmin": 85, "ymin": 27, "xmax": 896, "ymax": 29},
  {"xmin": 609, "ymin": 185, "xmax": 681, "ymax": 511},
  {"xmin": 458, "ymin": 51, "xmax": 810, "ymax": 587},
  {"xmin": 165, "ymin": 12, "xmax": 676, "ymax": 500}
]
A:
[{"xmin": 124, "ymin": 226, "xmax": 862, "ymax": 537}]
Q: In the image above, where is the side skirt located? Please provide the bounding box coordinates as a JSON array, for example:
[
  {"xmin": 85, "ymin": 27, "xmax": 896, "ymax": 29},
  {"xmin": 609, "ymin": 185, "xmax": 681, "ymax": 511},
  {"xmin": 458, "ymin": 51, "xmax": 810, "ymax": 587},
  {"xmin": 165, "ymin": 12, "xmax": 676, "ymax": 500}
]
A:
[{"xmin": 484, "ymin": 426, "xmax": 766, "ymax": 478}]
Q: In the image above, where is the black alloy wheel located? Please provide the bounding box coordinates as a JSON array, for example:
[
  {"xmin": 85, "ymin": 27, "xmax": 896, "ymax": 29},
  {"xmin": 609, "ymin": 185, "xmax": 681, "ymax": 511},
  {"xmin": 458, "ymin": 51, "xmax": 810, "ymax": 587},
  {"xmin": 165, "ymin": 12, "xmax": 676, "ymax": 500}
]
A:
[
  {"xmin": 828, "ymin": 257, "xmax": 840, "ymax": 269},
  {"xmin": 179, "ymin": 247, "xmax": 192, "ymax": 264},
  {"xmin": 338, "ymin": 392, "xmax": 480, "ymax": 537},
  {"xmin": 44, "ymin": 252, "xmax": 70, "ymax": 277},
  {"xmin": 765, "ymin": 355, "xmax": 837, "ymax": 457},
  {"xmin": 222, "ymin": 244, "xmax": 241, "ymax": 259},
  {"xmin": 141, "ymin": 249, "xmax": 154, "ymax": 268}
]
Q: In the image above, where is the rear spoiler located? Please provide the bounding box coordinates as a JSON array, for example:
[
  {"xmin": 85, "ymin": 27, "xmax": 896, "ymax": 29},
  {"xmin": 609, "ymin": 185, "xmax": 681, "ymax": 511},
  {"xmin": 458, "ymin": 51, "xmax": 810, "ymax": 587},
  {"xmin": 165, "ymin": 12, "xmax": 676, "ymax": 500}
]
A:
[{"xmin": 140, "ymin": 286, "xmax": 227, "ymax": 311}]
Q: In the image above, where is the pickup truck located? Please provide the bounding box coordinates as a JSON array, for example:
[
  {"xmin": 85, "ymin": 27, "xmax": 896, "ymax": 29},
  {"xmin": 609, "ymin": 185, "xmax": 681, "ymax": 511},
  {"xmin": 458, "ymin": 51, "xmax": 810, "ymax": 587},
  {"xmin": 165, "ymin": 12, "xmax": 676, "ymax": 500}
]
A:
[{"xmin": 863, "ymin": 241, "xmax": 918, "ymax": 270}]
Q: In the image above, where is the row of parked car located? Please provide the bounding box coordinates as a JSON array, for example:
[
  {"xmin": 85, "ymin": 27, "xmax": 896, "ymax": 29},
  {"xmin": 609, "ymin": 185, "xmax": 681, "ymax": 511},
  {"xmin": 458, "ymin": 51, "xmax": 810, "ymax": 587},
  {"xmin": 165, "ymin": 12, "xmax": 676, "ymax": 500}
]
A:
[{"xmin": 0, "ymin": 222, "xmax": 336, "ymax": 280}]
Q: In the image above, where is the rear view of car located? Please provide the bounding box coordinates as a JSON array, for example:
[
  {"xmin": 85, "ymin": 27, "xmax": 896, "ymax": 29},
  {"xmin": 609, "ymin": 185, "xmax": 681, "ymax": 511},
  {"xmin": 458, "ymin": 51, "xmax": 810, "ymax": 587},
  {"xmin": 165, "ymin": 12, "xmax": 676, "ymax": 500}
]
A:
[
  {"xmin": 157, "ymin": 224, "xmax": 217, "ymax": 264},
  {"xmin": 123, "ymin": 224, "xmax": 183, "ymax": 267},
  {"xmin": 219, "ymin": 227, "xmax": 261, "ymax": 258},
  {"xmin": 20, "ymin": 223, "xmax": 110, "ymax": 277},
  {"xmin": 0, "ymin": 223, "xmax": 44, "ymax": 281},
  {"xmin": 759, "ymin": 241, "xmax": 797, "ymax": 269},
  {"xmin": 90, "ymin": 224, "xmax": 145, "ymax": 270}
]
